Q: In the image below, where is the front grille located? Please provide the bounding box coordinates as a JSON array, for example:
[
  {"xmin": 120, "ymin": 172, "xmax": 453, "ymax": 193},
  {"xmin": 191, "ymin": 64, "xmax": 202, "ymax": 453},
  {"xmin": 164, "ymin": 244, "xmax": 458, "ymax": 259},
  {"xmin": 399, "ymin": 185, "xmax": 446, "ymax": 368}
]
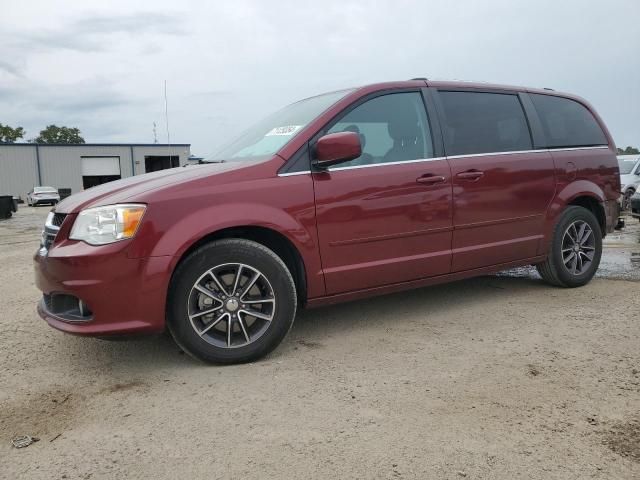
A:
[
  {"xmin": 40, "ymin": 211, "xmax": 66, "ymax": 254},
  {"xmin": 42, "ymin": 229, "xmax": 57, "ymax": 250},
  {"xmin": 51, "ymin": 213, "xmax": 66, "ymax": 227}
]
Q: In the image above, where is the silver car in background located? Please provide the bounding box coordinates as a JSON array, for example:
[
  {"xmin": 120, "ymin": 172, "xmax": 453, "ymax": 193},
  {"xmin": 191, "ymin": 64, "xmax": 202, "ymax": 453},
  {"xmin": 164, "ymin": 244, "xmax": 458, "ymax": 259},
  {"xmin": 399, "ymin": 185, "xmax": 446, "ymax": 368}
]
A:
[
  {"xmin": 27, "ymin": 186, "xmax": 60, "ymax": 206},
  {"xmin": 618, "ymin": 155, "xmax": 640, "ymax": 210},
  {"xmin": 630, "ymin": 190, "xmax": 640, "ymax": 222}
]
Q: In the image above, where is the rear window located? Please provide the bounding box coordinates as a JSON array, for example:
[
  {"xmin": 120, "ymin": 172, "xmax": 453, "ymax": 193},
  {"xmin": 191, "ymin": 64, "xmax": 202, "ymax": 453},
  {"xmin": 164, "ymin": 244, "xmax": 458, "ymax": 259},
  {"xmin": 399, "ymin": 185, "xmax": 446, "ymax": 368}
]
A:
[
  {"xmin": 530, "ymin": 94, "xmax": 607, "ymax": 148},
  {"xmin": 34, "ymin": 187, "xmax": 57, "ymax": 193},
  {"xmin": 438, "ymin": 91, "xmax": 532, "ymax": 156}
]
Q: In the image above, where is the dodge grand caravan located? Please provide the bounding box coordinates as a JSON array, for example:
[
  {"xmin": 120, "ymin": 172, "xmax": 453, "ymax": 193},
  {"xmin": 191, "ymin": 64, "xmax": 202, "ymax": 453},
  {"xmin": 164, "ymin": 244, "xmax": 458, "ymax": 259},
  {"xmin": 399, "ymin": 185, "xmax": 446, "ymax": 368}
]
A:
[{"xmin": 34, "ymin": 80, "xmax": 620, "ymax": 364}]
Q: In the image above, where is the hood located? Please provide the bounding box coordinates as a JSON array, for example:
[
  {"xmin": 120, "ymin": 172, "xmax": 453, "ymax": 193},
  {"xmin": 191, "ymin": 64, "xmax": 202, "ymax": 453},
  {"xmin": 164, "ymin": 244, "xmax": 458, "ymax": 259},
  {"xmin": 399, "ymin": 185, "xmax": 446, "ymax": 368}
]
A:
[{"xmin": 56, "ymin": 161, "xmax": 263, "ymax": 213}]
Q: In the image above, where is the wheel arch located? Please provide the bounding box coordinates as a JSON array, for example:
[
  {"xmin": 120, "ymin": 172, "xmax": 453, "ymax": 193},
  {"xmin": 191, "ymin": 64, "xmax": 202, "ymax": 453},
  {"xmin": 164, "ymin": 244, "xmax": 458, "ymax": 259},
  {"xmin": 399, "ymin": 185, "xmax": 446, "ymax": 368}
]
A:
[
  {"xmin": 541, "ymin": 180, "xmax": 607, "ymax": 253},
  {"xmin": 170, "ymin": 225, "xmax": 309, "ymax": 307},
  {"xmin": 566, "ymin": 195, "xmax": 606, "ymax": 235}
]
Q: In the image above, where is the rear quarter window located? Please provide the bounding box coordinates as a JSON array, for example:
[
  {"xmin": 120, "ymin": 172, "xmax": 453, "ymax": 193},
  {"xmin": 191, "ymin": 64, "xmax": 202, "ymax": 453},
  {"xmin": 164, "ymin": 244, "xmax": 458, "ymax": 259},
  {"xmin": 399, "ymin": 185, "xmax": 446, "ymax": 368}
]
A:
[{"xmin": 530, "ymin": 94, "xmax": 608, "ymax": 148}]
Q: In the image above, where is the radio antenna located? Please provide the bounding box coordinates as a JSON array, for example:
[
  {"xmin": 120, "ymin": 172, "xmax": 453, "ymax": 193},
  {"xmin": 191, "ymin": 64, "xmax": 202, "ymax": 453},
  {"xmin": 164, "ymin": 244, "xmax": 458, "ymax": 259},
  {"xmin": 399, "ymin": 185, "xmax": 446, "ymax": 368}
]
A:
[{"xmin": 163, "ymin": 80, "xmax": 175, "ymax": 164}]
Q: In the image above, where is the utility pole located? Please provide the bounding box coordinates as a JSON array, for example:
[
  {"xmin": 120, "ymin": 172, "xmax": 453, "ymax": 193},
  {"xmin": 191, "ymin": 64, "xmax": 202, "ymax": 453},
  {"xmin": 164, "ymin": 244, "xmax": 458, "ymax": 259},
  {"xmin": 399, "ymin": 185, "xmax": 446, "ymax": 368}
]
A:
[{"xmin": 152, "ymin": 122, "xmax": 158, "ymax": 144}]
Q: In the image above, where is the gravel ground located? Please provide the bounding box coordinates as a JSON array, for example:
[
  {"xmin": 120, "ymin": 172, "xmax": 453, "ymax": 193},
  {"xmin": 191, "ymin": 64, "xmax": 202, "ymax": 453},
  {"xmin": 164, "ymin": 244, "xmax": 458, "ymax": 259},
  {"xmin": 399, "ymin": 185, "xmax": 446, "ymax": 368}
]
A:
[{"xmin": 1, "ymin": 206, "xmax": 639, "ymax": 479}]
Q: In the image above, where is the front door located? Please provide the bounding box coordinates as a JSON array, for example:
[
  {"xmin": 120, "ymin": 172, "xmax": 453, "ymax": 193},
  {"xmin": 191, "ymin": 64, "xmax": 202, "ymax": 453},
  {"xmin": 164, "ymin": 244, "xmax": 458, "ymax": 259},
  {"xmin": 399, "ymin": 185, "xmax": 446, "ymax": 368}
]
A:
[
  {"xmin": 435, "ymin": 90, "xmax": 556, "ymax": 271},
  {"xmin": 312, "ymin": 91, "xmax": 453, "ymax": 295}
]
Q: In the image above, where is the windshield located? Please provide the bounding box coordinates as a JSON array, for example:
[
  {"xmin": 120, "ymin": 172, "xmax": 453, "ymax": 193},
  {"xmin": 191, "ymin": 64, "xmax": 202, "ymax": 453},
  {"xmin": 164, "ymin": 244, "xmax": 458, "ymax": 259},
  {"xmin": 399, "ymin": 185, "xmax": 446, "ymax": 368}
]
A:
[
  {"xmin": 207, "ymin": 89, "xmax": 353, "ymax": 162},
  {"xmin": 34, "ymin": 187, "xmax": 57, "ymax": 193},
  {"xmin": 618, "ymin": 158, "xmax": 638, "ymax": 174}
]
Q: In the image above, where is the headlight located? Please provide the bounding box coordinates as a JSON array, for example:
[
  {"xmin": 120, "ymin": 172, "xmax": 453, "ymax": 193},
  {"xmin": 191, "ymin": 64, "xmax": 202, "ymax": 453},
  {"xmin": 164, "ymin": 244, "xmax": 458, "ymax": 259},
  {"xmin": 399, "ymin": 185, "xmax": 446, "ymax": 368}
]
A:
[{"xmin": 70, "ymin": 204, "xmax": 146, "ymax": 245}]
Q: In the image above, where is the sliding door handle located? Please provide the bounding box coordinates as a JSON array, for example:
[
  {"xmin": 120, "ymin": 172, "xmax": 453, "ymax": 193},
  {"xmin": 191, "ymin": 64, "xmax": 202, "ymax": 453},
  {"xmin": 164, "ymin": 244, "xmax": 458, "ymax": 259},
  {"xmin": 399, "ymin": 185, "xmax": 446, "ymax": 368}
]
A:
[
  {"xmin": 456, "ymin": 170, "xmax": 484, "ymax": 181},
  {"xmin": 416, "ymin": 175, "xmax": 446, "ymax": 185}
]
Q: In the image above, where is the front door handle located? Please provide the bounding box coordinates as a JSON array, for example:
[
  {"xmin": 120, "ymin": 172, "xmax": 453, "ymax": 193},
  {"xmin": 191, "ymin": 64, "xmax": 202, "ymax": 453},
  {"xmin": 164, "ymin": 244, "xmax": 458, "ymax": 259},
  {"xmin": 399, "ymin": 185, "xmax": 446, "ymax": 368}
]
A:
[
  {"xmin": 456, "ymin": 170, "xmax": 484, "ymax": 181},
  {"xmin": 416, "ymin": 174, "xmax": 446, "ymax": 185}
]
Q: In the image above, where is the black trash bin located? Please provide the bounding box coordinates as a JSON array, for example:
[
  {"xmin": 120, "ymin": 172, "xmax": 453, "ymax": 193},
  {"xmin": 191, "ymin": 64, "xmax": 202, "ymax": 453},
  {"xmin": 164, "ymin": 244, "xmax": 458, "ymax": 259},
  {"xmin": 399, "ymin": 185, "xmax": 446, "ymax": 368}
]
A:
[
  {"xmin": 0, "ymin": 195, "xmax": 13, "ymax": 219},
  {"xmin": 11, "ymin": 197, "xmax": 18, "ymax": 212}
]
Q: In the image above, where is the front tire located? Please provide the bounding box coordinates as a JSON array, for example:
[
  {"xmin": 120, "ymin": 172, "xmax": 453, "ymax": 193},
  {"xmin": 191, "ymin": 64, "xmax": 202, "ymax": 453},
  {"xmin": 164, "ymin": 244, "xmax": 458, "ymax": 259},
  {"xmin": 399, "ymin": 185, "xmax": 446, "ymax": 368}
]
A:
[
  {"xmin": 167, "ymin": 239, "xmax": 297, "ymax": 364},
  {"xmin": 536, "ymin": 206, "xmax": 602, "ymax": 288}
]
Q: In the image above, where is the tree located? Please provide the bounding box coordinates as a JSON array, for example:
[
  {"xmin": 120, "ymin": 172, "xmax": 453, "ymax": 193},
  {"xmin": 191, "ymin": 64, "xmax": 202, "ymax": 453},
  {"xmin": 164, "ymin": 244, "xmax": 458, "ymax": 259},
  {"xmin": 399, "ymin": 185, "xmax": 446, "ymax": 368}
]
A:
[
  {"xmin": 617, "ymin": 146, "xmax": 640, "ymax": 155},
  {"xmin": 34, "ymin": 125, "xmax": 85, "ymax": 144},
  {"xmin": 0, "ymin": 123, "xmax": 25, "ymax": 143}
]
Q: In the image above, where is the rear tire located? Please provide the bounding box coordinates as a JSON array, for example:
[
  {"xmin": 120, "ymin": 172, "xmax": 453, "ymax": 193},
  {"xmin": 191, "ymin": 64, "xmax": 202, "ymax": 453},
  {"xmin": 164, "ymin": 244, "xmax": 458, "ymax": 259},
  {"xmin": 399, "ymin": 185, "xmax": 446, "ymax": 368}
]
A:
[
  {"xmin": 536, "ymin": 206, "xmax": 602, "ymax": 288},
  {"xmin": 167, "ymin": 239, "xmax": 297, "ymax": 364}
]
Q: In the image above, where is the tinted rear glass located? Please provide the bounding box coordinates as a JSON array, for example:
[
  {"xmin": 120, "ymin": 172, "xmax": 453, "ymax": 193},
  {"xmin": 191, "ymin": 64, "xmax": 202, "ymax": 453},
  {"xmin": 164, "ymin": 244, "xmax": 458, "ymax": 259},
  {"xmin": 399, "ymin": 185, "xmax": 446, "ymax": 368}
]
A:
[
  {"xmin": 530, "ymin": 94, "xmax": 607, "ymax": 148},
  {"xmin": 438, "ymin": 91, "xmax": 532, "ymax": 156}
]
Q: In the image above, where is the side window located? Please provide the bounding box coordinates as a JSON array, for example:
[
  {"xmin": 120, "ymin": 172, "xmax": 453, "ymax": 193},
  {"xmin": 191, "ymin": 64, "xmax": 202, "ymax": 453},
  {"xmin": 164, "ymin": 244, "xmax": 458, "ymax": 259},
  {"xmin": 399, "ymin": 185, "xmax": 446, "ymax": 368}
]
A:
[
  {"xmin": 530, "ymin": 94, "xmax": 607, "ymax": 148},
  {"xmin": 438, "ymin": 91, "xmax": 532, "ymax": 156},
  {"xmin": 327, "ymin": 92, "xmax": 434, "ymax": 167}
]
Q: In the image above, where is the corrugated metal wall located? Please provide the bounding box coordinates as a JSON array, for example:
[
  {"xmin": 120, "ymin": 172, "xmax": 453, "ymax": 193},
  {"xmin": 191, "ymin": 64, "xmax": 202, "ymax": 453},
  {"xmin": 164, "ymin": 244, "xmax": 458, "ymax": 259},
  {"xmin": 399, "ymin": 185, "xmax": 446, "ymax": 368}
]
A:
[
  {"xmin": 0, "ymin": 144, "xmax": 190, "ymax": 200},
  {"xmin": 132, "ymin": 145, "xmax": 191, "ymax": 175},
  {"xmin": 0, "ymin": 145, "xmax": 39, "ymax": 199},
  {"xmin": 39, "ymin": 145, "xmax": 133, "ymax": 196}
]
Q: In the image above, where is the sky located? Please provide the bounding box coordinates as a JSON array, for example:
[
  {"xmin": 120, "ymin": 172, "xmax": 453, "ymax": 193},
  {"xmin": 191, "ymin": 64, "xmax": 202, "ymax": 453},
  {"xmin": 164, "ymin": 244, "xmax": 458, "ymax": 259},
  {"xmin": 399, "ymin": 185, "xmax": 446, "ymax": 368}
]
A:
[{"xmin": 1, "ymin": 0, "xmax": 639, "ymax": 156}]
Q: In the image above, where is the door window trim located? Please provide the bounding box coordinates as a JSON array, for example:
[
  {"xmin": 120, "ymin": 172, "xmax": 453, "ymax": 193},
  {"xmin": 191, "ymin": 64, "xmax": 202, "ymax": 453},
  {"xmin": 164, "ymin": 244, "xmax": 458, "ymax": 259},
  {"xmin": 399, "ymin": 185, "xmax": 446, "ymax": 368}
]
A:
[{"xmin": 276, "ymin": 145, "xmax": 610, "ymax": 176}]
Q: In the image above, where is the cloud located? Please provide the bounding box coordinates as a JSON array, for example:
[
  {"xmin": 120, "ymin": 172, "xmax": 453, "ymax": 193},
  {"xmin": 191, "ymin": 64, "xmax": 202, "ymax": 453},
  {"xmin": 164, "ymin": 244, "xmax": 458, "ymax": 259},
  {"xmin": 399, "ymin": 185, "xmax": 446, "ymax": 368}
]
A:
[
  {"xmin": 1, "ymin": 0, "xmax": 638, "ymax": 153},
  {"xmin": 0, "ymin": 60, "xmax": 23, "ymax": 77},
  {"xmin": 188, "ymin": 90, "xmax": 234, "ymax": 99},
  {"xmin": 34, "ymin": 92, "xmax": 144, "ymax": 115},
  {"xmin": 76, "ymin": 12, "xmax": 186, "ymax": 36},
  {"xmin": 1, "ymin": 78, "xmax": 150, "ymax": 141},
  {"xmin": 7, "ymin": 12, "xmax": 187, "ymax": 53}
]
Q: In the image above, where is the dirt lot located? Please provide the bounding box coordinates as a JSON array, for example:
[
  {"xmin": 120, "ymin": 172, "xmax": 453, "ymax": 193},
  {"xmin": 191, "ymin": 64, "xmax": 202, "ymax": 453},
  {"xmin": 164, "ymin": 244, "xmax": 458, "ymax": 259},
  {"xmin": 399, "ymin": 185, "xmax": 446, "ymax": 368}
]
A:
[{"xmin": 1, "ymin": 206, "xmax": 639, "ymax": 479}]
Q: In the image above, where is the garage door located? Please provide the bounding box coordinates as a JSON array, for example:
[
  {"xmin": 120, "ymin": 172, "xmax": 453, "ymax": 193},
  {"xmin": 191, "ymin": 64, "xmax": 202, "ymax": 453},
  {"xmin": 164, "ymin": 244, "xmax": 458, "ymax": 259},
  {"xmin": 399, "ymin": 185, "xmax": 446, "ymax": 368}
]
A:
[{"xmin": 81, "ymin": 157, "xmax": 121, "ymax": 176}]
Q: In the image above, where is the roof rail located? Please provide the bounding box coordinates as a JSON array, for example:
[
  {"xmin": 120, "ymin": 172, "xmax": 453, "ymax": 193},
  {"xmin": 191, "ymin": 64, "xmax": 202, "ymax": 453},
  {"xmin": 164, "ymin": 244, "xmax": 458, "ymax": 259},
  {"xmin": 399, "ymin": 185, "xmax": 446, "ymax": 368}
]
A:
[
  {"xmin": 543, "ymin": 87, "xmax": 555, "ymax": 91},
  {"xmin": 410, "ymin": 77, "xmax": 429, "ymax": 81}
]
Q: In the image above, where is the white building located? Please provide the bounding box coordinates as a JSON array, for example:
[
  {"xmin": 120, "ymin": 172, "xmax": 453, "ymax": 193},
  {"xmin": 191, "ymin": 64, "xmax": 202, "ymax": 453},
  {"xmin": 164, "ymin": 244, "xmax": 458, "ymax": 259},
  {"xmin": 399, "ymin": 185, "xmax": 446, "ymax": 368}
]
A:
[{"xmin": 0, "ymin": 143, "xmax": 191, "ymax": 200}]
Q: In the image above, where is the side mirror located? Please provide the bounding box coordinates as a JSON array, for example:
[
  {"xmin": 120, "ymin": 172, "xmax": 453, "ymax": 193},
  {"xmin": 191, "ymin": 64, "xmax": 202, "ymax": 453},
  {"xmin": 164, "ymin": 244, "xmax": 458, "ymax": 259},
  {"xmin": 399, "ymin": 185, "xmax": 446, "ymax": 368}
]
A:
[{"xmin": 313, "ymin": 132, "xmax": 362, "ymax": 169}]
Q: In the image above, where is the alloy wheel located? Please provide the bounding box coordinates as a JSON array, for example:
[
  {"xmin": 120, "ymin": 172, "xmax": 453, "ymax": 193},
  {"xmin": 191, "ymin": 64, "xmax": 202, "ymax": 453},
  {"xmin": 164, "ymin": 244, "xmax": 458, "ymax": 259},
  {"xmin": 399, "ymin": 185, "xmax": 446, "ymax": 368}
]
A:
[
  {"xmin": 561, "ymin": 220, "xmax": 596, "ymax": 275},
  {"xmin": 187, "ymin": 263, "xmax": 276, "ymax": 348}
]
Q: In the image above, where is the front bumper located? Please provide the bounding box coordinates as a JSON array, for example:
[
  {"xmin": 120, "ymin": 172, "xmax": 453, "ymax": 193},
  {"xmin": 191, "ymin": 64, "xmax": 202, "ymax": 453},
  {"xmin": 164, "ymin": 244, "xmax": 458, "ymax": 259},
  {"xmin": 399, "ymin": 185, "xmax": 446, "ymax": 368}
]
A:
[{"xmin": 34, "ymin": 240, "xmax": 173, "ymax": 336}]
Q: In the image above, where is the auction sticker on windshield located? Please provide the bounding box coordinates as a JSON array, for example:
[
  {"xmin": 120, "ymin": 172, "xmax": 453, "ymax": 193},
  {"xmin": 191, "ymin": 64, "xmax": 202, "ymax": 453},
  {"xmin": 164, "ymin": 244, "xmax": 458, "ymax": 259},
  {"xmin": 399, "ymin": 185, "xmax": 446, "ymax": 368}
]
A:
[{"xmin": 265, "ymin": 125, "xmax": 302, "ymax": 136}]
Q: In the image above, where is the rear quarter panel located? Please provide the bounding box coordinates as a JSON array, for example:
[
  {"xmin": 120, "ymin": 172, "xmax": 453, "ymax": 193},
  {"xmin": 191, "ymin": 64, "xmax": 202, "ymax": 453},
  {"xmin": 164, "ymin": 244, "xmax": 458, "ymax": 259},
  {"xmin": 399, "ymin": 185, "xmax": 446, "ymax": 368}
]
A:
[{"xmin": 541, "ymin": 146, "xmax": 619, "ymax": 250}]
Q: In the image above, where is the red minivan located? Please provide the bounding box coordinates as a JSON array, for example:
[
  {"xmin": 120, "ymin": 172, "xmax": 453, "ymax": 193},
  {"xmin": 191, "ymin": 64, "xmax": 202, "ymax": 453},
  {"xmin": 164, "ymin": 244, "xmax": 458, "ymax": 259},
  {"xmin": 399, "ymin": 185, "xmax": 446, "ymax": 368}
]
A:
[{"xmin": 34, "ymin": 80, "xmax": 620, "ymax": 363}]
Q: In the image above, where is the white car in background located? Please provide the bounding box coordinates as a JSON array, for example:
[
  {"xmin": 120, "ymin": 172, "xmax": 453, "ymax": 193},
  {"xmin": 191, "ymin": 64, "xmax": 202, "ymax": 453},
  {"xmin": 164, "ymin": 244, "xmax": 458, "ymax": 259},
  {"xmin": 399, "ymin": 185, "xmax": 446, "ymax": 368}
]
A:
[
  {"xmin": 618, "ymin": 155, "xmax": 640, "ymax": 210},
  {"xmin": 27, "ymin": 186, "xmax": 60, "ymax": 206}
]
